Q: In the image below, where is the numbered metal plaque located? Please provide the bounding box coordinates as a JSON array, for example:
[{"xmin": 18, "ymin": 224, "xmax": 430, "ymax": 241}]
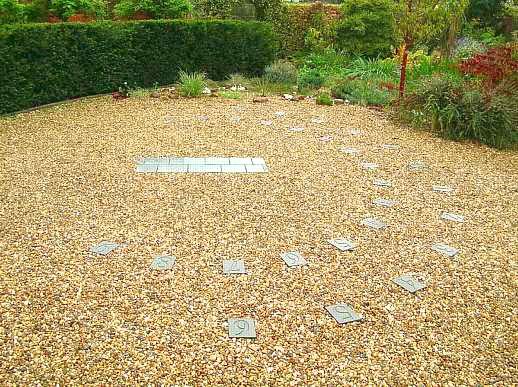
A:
[
  {"xmin": 361, "ymin": 162, "xmax": 378, "ymax": 171},
  {"xmin": 341, "ymin": 147, "xmax": 360, "ymax": 155},
  {"xmin": 311, "ymin": 117, "xmax": 324, "ymax": 124},
  {"xmin": 150, "ymin": 255, "xmax": 176, "ymax": 270},
  {"xmin": 89, "ymin": 241, "xmax": 121, "ymax": 256},
  {"xmin": 431, "ymin": 243, "xmax": 459, "ymax": 257},
  {"xmin": 280, "ymin": 251, "xmax": 308, "ymax": 267},
  {"xmin": 228, "ymin": 318, "xmax": 256, "ymax": 338},
  {"xmin": 223, "ymin": 260, "xmax": 247, "ymax": 274},
  {"xmin": 441, "ymin": 212, "xmax": 464, "ymax": 223},
  {"xmin": 289, "ymin": 127, "xmax": 304, "ymax": 132},
  {"xmin": 373, "ymin": 179, "xmax": 392, "ymax": 188},
  {"xmin": 325, "ymin": 304, "xmax": 363, "ymax": 324},
  {"xmin": 260, "ymin": 120, "xmax": 273, "ymax": 126},
  {"xmin": 361, "ymin": 217, "xmax": 387, "ymax": 230},
  {"xmin": 382, "ymin": 144, "xmax": 399, "ymax": 150},
  {"xmin": 393, "ymin": 273, "xmax": 427, "ymax": 293},
  {"xmin": 433, "ymin": 185, "xmax": 454, "ymax": 193},
  {"xmin": 373, "ymin": 198, "xmax": 396, "ymax": 207},
  {"xmin": 196, "ymin": 115, "xmax": 209, "ymax": 122},
  {"xmin": 275, "ymin": 111, "xmax": 285, "ymax": 118},
  {"xmin": 349, "ymin": 129, "xmax": 361, "ymax": 136},
  {"xmin": 328, "ymin": 238, "xmax": 356, "ymax": 252}
]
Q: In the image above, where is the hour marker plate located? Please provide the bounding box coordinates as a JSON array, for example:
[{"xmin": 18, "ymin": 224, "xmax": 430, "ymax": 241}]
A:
[
  {"xmin": 341, "ymin": 147, "xmax": 360, "ymax": 155},
  {"xmin": 228, "ymin": 318, "xmax": 256, "ymax": 338},
  {"xmin": 433, "ymin": 185, "xmax": 454, "ymax": 193},
  {"xmin": 393, "ymin": 273, "xmax": 427, "ymax": 293},
  {"xmin": 223, "ymin": 260, "xmax": 247, "ymax": 274},
  {"xmin": 328, "ymin": 238, "xmax": 356, "ymax": 251},
  {"xmin": 431, "ymin": 243, "xmax": 459, "ymax": 257},
  {"xmin": 361, "ymin": 162, "xmax": 379, "ymax": 171},
  {"xmin": 150, "ymin": 255, "xmax": 176, "ymax": 270},
  {"xmin": 89, "ymin": 241, "xmax": 121, "ymax": 256},
  {"xmin": 373, "ymin": 198, "xmax": 395, "ymax": 207},
  {"xmin": 361, "ymin": 217, "xmax": 387, "ymax": 230},
  {"xmin": 441, "ymin": 212, "xmax": 464, "ymax": 222},
  {"xmin": 325, "ymin": 304, "xmax": 363, "ymax": 324},
  {"xmin": 280, "ymin": 251, "xmax": 308, "ymax": 267},
  {"xmin": 373, "ymin": 179, "xmax": 392, "ymax": 187}
]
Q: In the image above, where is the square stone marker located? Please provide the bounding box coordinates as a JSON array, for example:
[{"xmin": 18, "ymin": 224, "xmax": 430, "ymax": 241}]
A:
[
  {"xmin": 433, "ymin": 185, "xmax": 454, "ymax": 193},
  {"xmin": 188, "ymin": 164, "xmax": 222, "ymax": 173},
  {"xmin": 163, "ymin": 115, "xmax": 174, "ymax": 124},
  {"xmin": 280, "ymin": 251, "xmax": 308, "ymax": 267},
  {"xmin": 432, "ymin": 243, "xmax": 459, "ymax": 257},
  {"xmin": 408, "ymin": 160, "xmax": 426, "ymax": 170},
  {"xmin": 221, "ymin": 164, "xmax": 247, "ymax": 173},
  {"xmin": 228, "ymin": 318, "xmax": 256, "ymax": 338},
  {"xmin": 441, "ymin": 212, "xmax": 464, "ymax": 223},
  {"xmin": 275, "ymin": 111, "xmax": 285, "ymax": 118},
  {"xmin": 373, "ymin": 198, "xmax": 396, "ymax": 207},
  {"xmin": 197, "ymin": 115, "xmax": 209, "ymax": 121},
  {"xmin": 311, "ymin": 117, "xmax": 324, "ymax": 124},
  {"xmin": 183, "ymin": 157, "xmax": 206, "ymax": 164},
  {"xmin": 349, "ymin": 129, "xmax": 362, "ymax": 136},
  {"xmin": 361, "ymin": 162, "xmax": 378, "ymax": 171},
  {"xmin": 260, "ymin": 120, "xmax": 273, "ymax": 126},
  {"xmin": 252, "ymin": 157, "xmax": 266, "ymax": 165},
  {"xmin": 361, "ymin": 217, "xmax": 387, "ymax": 230},
  {"xmin": 245, "ymin": 164, "xmax": 268, "ymax": 173},
  {"xmin": 136, "ymin": 164, "xmax": 158, "ymax": 173},
  {"xmin": 89, "ymin": 241, "xmax": 121, "ymax": 256},
  {"xmin": 150, "ymin": 255, "xmax": 176, "ymax": 270},
  {"xmin": 231, "ymin": 116, "xmax": 241, "ymax": 123},
  {"xmin": 223, "ymin": 260, "xmax": 247, "ymax": 274},
  {"xmin": 157, "ymin": 165, "xmax": 188, "ymax": 173},
  {"xmin": 289, "ymin": 127, "xmax": 304, "ymax": 132},
  {"xmin": 393, "ymin": 273, "xmax": 427, "ymax": 293},
  {"xmin": 341, "ymin": 147, "xmax": 360, "ymax": 155},
  {"xmin": 328, "ymin": 238, "xmax": 356, "ymax": 251},
  {"xmin": 325, "ymin": 304, "xmax": 363, "ymax": 324},
  {"xmin": 373, "ymin": 179, "xmax": 392, "ymax": 188},
  {"xmin": 382, "ymin": 144, "xmax": 399, "ymax": 150}
]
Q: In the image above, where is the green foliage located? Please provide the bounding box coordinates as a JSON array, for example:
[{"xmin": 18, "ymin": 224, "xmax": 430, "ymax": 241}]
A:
[
  {"xmin": 403, "ymin": 75, "xmax": 518, "ymax": 148},
  {"xmin": 178, "ymin": 71, "xmax": 206, "ymax": 97},
  {"xmin": 219, "ymin": 90, "xmax": 242, "ymax": 99},
  {"xmin": 336, "ymin": 0, "xmax": 397, "ymax": 57},
  {"xmin": 297, "ymin": 67, "xmax": 326, "ymax": 89},
  {"xmin": 270, "ymin": 2, "xmax": 342, "ymax": 56},
  {"xmin": 0, "ymin": 0, "xmax": 28, "ymax": 23},
  {"xmin": 0, "ymin": 20, "xmax": 277, "ymax": 114},
  {"xmin": 344, "ymin": 57, "xmax": 398, "ymax": 82},
  {"xmin": 49, "ymin": 0, "xmax": 106, "ymax": 19},
  {"xmin": 114, "ymin": 0, "xmax": 192, "ymax": 19},
  {"xmin": 225, "ymin": 73, "xmax": 251, "ymax": 88},
  {"xmin": 264, "ymin": 60, "xmax": 298, "ymax": 84},
  {"xmin": 331, "ymin": 78, "xmax": 395, "ymax": 106},
  {"xmin": 466, "ymin": 0, "xmax": 506, "ymax": 28},
  {"xmin": 316, "ymin": 91, "xmax": 333, "ymax": 106}
]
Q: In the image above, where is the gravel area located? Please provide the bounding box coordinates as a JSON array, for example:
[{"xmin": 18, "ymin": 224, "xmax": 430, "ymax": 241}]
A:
[{"xmin": 1, "ymin": 95, "xmax": 517, "ymax": 385}]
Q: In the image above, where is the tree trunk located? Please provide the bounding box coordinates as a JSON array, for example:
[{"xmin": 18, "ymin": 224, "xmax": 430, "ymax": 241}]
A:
[{"xmin": 399, "ymin": 41, "xmax": 409, "ymax": 99}]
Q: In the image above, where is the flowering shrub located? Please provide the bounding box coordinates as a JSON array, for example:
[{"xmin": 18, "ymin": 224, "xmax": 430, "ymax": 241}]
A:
[{"xmin": 459, "ymin": 46, "xmax": 518, "ymax": 90}]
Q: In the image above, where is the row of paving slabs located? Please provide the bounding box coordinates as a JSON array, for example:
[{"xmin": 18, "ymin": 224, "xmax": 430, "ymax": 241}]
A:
[
  {"xmin": 127, "ymin": 112, "xmax": 463, "ymax": 337},
  {"xmin": 89, "ymin": 232, "xmax": 459, "ymax": 338}
]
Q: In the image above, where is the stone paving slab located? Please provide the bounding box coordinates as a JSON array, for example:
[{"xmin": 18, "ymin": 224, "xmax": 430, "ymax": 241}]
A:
[
  {"xmin": 432, "ymin": 243, "xmax": 459, "ymax": 257},
  {"xmin": 223, "ymin": 260, "xmax": 247, "ymax": 274},
  {"xmin": 150, "ymin": 255, "xmax": 176, "ymax": 270},
  {"xmin": 328, "ymin": 238, "xmax": 356, "ymax": 251},
  {"xmin": 441, "ymin": 212, "xmax": 465, "ymax": 222},
  {"xmin": 89, "ymin": 241, "xmax": 122, "ymax": 256},
  {"xmin": 280, "ymin": 251, "xmax": 308, "ymax": 267},
  {"xmin": 136, "ymin": 157, "xmax": 268, "ymax": 173},
  {"xmin": 361, "ymin": 217, "xmax": 387, "ymax": 230}
]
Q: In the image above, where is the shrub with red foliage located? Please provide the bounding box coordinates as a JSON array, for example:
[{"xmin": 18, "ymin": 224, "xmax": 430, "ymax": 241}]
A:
[{"xmin": 459, "ymin": 46, "xmax": 518, "ymax": 90}]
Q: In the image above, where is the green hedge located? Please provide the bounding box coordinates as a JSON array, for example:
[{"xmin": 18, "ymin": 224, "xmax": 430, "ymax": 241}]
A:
[{"xmin": 0, "ymin": 19, "xmax": 277, "ymax": 114}]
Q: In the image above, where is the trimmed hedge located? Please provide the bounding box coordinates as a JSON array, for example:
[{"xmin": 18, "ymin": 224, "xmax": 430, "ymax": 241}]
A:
[{"xmin": 0, "ymin": 19, "xmax": 277, "ymax": 114}]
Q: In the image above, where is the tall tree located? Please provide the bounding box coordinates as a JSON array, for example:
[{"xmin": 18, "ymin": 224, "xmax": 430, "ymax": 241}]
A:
[{"xmin": 395, "ymin": 0, "xmax": 469, "ymax": 97}]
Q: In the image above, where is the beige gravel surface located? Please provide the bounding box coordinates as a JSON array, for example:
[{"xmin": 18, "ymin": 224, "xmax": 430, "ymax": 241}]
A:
[{"xmin": 1, "ymin": 96, "xmax": 517, "ymax": 385}]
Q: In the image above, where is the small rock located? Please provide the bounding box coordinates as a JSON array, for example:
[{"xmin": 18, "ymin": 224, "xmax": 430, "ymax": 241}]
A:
[
  {"xmin": 202, "ymin": 87, "xmax": 211, "ymax": 95},
  {"xmin": 253, "ymin": 97, "xmax": 268, "ymax": 103},
  {"xmin": 150, "ymin": 92, "xmax": 160, "ymax": 98},
  {"xmin": 282, "ymin": 94, "xmax": 294, "ymax": 100},
  {"xmin": 333, "ymin": 98, "xmax": 345, "ymax": 104}
]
